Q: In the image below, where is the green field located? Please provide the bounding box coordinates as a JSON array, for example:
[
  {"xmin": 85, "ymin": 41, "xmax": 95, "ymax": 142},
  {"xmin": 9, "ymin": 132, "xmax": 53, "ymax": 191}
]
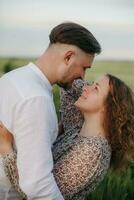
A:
[
  {"xmin": 0, "ymin": 57, "xmax": 133, "ymax": 88},
  {"xmin": 0, "ymin": 58, "xmax": 134, "ymax": 200},
  {"xmin": 85, "ymin": 60, "xmax": 134, "ymax": 89}
]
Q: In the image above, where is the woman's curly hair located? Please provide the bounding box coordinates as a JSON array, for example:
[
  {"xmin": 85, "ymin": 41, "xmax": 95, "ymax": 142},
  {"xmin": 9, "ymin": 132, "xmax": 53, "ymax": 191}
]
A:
[{"xmin": 104, "ymin": 74, "xmax": 134, "ymax": 171}]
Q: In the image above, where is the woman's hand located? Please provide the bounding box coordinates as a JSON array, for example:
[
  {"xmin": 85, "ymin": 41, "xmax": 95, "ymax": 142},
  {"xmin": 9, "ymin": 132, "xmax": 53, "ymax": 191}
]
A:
[{"xmin": 0, "ymin": 123, "xmax": 13, "ymax": 155}]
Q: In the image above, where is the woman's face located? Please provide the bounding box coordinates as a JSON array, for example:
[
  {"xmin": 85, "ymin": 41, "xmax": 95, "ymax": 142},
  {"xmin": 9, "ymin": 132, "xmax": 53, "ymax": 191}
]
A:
[{"xmin": 75, "ymin": 75, "xmax": 110, "ymax": 113}]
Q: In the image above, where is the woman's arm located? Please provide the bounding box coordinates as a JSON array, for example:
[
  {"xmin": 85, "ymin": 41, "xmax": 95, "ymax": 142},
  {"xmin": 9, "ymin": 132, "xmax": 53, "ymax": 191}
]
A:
[
  {"xmin": 2, "ymin": 151, "xmax": 27, "ymax": 199},
  {"xmin": 53, "ymin": 136, "xmax": 104, "ymax": 200},
  {"xmin": 0, "ymin": 124, "xmax": 13, "ymax": 155},
  {"xmin": 58, "ymin": 120, "xmax": 64, "ymax": 136},
  {"xmin": 0, "ymin": 124, "xmax": 27, "ymax": 199},
  {"xmin": 60, "ymin": 79, "xmax": 89, "ymax": 133}
]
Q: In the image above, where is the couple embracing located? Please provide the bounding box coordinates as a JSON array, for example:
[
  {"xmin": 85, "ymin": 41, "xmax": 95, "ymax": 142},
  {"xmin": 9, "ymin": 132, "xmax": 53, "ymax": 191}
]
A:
[{"xmin": 0, "ymin": 22, "xmax": 134, "ymax": 200}]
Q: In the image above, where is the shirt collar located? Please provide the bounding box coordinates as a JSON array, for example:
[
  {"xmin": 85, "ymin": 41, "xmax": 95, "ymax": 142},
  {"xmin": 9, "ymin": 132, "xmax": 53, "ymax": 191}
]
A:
[{"xmin": 29, "ymin": 62, "xmax": 52, "ymax": 93}]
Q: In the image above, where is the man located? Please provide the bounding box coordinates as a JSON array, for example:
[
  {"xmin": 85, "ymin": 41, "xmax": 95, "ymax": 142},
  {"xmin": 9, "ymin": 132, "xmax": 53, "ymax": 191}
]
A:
[{"xmin": 0, "ymin": 22, "xmax": 101, "ymax": 199}]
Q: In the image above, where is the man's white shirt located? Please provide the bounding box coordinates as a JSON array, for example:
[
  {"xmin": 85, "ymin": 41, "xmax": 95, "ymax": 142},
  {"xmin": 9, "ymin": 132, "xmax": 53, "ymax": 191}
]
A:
[{"xmin": 0, "ymin": 63, "xmax": 64, "ymax": 200}]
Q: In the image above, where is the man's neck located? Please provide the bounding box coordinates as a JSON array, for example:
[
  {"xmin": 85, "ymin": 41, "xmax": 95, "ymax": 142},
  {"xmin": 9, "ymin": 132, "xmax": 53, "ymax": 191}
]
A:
[{"xmin": 35, "ymin": 55, "xmax": 57, "ymax": 85}]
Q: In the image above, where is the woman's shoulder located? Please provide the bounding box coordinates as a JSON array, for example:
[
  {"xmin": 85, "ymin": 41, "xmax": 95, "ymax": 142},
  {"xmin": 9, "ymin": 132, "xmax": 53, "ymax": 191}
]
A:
[{"xmin": 76, "ymin": 135, "xmax": 111, "ymax": 160}]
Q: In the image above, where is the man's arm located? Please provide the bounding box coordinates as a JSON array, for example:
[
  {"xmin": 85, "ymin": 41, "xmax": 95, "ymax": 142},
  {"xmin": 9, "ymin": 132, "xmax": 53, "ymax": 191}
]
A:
[{"xmin": 13, "ymin": 96, "xmax": 64, "ymax": 200}]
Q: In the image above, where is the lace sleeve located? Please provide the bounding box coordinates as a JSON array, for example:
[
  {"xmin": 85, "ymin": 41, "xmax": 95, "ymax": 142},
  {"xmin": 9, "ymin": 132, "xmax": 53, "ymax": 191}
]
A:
[
  {"xmin": 61, "ymin": 79, "xmax": 88, "ymax": 100},
  {"xmin": 53, "ymin": 136, "xmax": 104, "ymax": 200},
  {"xmin": 60, "ymin": 79, "xmax": 89, "ymax": 133},
  {"xmin": 2, "ymin": 151, "xmax": 27, "ymax": 200}
]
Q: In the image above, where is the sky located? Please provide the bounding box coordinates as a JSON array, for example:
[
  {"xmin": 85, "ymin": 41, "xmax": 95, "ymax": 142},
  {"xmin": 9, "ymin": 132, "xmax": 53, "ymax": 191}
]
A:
[{"xmin": 0, "ymin": 0, "xmax": 134, "ymax": 60}]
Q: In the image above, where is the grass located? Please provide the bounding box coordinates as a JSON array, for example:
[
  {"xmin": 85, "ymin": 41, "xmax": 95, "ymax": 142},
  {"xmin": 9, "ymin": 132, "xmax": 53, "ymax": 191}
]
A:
[
  {"xmin": 87, "ymin": 167, "xmax": 134, "ymax": 200},
  {"xmin": 0, "ymin": 57, "xmax": 134, "ymax": 199}
]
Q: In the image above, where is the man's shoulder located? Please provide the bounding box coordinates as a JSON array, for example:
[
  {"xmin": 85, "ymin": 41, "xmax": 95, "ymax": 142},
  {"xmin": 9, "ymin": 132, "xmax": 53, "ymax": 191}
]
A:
[
  {"xmin": 0, "ymin": 63, "xmax": 48, "ymax": 100},
  {"xmin": 0, "ymin": 63, "xmax": 31, "ymax": 85},
  {"xmin": 1, "ymin": 62, "xmax": 33, "ymax": 80}
]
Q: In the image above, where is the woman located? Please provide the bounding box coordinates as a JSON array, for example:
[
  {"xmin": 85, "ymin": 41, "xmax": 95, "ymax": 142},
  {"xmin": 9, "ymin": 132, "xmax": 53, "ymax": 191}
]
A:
[{"xmin": 0, "ymin": 74, "xmax": 134, "ymax": 200}]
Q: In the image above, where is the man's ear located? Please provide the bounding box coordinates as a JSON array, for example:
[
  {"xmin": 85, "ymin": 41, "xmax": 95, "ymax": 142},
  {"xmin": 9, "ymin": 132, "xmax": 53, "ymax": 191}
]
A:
[{"xmin": 64, "ymin": 50, "xmax": 75, "ymax": 65}]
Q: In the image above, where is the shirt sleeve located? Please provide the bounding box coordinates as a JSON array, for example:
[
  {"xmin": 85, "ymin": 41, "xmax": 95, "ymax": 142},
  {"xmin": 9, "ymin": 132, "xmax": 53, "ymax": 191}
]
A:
[
  {"xmin": 10, "ymin": 97, "xmax": 64, "ymax": 200},
  {"xmin": 53, "ymin": 136, "xmax": 102, "ymax": 200},
  {"xmin": 60, "ymin": 79, "xmax": 89, "ymax": 133}
]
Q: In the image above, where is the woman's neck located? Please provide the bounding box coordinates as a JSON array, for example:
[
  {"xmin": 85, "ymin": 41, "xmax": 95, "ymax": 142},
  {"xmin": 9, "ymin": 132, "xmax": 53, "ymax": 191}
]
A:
[{"xmin": 80, "ymin": 112, "xmax": 105, "ymax": 138}]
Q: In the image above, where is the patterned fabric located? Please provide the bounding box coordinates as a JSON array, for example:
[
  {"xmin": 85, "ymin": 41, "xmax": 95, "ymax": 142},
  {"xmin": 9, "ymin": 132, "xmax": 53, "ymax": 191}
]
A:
[
  {"xmin": 52, "ymin": 79, "xmax": 111, "ymax": 200},
  {"xmin": 2, "ymin": 79, "xmax": 111, "ymax": 200},
  {"xmin": 2, "ymin": 152, "xmax": 27, "ymax": 200}
]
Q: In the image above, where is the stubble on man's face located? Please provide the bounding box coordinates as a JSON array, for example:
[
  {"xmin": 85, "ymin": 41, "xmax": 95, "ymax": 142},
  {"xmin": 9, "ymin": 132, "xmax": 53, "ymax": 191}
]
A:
[
  {"xmin": 57, "ymin": 81, "xmax": 73, "ymax": 89},
  {"xmin": 56, "ymin": 66, "xmax": 79, "ymax": 89},
  {"xmin": 57, "ymin": 76, "xmax": 82, "ymax": 89},
  {"xmin": 57, "ymin": 52, "xmax": 94, "ymax": 89}
]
